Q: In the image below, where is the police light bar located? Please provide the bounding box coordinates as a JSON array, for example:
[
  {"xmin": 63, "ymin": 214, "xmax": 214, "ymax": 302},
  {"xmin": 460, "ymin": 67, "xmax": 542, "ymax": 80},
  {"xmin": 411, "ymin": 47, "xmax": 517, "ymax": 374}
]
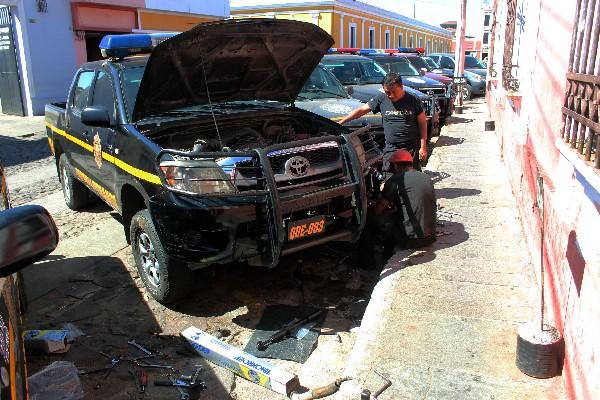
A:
[
  {"xmin": 356, "ymin": 48, "xmax": 379, "ymax": 55},
  {"xmin": 328, "ymin": 47, "xmax": 360, "ymax": 54},
  {"xmin": 396, "ymin": 47, "xmax": 425, "ymax": 54},
  {"xmin": 99, "ymin": 32, "xmax": 179, "ymax": 58}
]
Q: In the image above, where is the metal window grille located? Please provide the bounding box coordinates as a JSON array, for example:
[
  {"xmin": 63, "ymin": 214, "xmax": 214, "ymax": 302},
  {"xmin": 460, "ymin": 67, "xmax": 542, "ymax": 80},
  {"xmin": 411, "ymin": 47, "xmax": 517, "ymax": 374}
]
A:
[
  {"xmin": 502, "ymin": 0, "xmax": 519, "ymax": 91},
  {"xmin": 561, "ymin": 0, "xmax": 600, "ymax": 169}
]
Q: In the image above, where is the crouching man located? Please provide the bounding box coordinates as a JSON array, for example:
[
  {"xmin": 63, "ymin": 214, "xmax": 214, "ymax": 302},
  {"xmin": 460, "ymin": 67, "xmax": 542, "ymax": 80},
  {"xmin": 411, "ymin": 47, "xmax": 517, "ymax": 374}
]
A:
[{"xmin": 359, "ymin": 149, "xmax": 437, "ymax": 265}]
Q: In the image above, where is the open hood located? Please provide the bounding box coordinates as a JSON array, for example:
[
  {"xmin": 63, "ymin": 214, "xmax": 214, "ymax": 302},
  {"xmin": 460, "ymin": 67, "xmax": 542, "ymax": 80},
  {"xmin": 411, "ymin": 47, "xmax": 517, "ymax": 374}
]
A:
[{"xmin": 132, "ymin": 19, "xmax": 334, "ymax": 122}]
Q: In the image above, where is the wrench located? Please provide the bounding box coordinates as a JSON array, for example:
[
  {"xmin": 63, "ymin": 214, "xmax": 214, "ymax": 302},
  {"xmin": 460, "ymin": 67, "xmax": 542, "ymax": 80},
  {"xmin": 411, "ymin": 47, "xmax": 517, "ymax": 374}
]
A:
[
  {"xmin": 94, "ymin": 357, "xmax": 120, "ymax": 389},
  {"xmin": 169, "ymin": 375, "xmax": 190, "ymax": 400},
  {"xmin": 128, "ymin": 339, "xmax": 153, "ymax": 355}
]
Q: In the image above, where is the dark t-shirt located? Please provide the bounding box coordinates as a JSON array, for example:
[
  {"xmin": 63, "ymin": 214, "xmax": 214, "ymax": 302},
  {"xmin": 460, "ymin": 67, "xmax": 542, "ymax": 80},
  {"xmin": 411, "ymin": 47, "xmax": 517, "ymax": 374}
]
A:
[
  {"xmin": 381, "ymin": 170, "xmax": 436, "ymax": 240},
  {"xmin": 367, "ymin": 91, "xmax": 424, "ymax": 150}
]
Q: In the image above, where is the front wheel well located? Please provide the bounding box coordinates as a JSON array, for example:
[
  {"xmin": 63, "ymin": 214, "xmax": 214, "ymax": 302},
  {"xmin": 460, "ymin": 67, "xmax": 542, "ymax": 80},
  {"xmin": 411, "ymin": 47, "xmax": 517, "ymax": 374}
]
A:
[{"xmin": 120, "ymin": 184, "xmax": 147, "ymax": 244}]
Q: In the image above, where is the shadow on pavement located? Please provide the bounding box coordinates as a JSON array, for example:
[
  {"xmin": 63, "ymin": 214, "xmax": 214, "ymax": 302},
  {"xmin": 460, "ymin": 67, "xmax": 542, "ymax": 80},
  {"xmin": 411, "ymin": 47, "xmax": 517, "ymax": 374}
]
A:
[
  {"xmin": 444, "ymin": 116, "xmax": 475, "ymax": 124},
  {"xmin": 0, "ymin": 135, "xmax": 51, "ymax": 167},
  {"xmin": 433, "ymin": 136, "xmax": 466, "ymax": 147},
  {"xmin": 436, "ymin": 187, "xmax": 482, "ymax": 199},
  {"xmin": 23, "ymin": 255, "xmax": 232, "ymax": 400},
  {"xmin": 379, "ymin": 220, "xmax": 469, "ymax": 280}
]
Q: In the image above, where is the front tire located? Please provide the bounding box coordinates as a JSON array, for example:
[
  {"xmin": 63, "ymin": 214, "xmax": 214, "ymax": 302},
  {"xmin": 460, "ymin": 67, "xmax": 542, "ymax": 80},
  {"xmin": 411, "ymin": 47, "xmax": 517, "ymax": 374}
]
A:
[
  {"xmin": 130, "ymin": 209, "xmax": 195, "ymax": 304},
  {"xmin": 462, "ymin": 84, "xmax": 473, "ymax": 101},
  {"xmin": 59, "ymin": 154, "xmax": 90, "ymax": 210}
]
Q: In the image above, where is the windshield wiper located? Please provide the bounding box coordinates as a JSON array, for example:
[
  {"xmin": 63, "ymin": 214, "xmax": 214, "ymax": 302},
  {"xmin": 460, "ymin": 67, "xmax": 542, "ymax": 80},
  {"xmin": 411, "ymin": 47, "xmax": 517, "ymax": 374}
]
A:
[
  {"xmin": 296, "ymin": 94, "xmax": 312, "ymax": 101},
  {"xmin": 303, "ymin": 88, "xmax": 347, "ymax": 98}
]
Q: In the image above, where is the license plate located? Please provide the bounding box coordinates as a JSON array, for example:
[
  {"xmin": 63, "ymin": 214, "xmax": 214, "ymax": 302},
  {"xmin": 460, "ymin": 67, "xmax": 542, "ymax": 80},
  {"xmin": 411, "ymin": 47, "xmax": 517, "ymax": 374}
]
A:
[
  {"xmin": 453, "ymin": 77, "xmax": 467, "ymax": 84},
  {"xmin": 287, "ymin": 216, "xmax": 326, "ymax": 241}
]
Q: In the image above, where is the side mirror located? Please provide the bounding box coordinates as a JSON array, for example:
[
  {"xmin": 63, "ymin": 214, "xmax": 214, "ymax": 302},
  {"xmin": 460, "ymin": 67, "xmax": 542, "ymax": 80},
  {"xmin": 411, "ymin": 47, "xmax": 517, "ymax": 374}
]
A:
[
  {"xmin": 81, "ymin": 106, "xmax": 112, "ymax": 127},
  {"xmin": 419, "ymin": 68, "xmax": 427, "ymax": 76},
  {"xmin": 0, "ymin": 205, "xmax": 59, "ymax": 277},
  {"xmin": 345, "ymin": 86, "xmax": 354, "ymax": 96}
]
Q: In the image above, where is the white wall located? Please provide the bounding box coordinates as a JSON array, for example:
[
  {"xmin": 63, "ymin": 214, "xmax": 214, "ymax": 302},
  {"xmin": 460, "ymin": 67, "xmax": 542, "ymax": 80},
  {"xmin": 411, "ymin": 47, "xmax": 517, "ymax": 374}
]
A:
[
  {"xmin": 145, "ymin": 0, "xmax": 229, "ymax": 17},
  {"xmin": 9, "ymin": 0, "xmax": 77, "ymax": 115}
]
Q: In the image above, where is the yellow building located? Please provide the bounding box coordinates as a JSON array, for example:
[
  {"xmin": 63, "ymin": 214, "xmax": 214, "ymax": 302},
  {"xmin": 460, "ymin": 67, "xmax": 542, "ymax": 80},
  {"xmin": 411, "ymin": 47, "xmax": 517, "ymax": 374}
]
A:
[{"xmin": 230, "ymin": 0, "xmax": 452, "ymax": 53}]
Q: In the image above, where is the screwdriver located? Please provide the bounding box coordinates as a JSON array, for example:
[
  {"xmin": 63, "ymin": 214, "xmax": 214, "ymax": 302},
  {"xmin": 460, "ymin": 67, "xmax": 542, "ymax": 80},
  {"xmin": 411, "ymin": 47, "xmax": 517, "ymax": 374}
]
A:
[{"xmin": 137, "ymin": 370, "xmax": 148, "ymax": 393}]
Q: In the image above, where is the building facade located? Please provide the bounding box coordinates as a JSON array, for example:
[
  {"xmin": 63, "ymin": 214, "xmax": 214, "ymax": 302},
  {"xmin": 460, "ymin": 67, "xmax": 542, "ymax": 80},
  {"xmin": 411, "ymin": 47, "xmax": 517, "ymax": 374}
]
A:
[
  {"xmin": 486, "ymin": 0, "xmax": 599, "ymax": 398},
  {"xmin": 0, "ymin": 0, "xmax": 229, "ymax": 115},
  {"xmin": 230, "ymin": 0, "xmax": 452, "ymax": 53}
]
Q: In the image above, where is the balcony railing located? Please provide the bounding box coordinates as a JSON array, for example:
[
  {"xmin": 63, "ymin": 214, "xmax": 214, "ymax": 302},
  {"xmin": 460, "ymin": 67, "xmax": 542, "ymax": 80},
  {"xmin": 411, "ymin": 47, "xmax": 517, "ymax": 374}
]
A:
[{"xmin": 561, "ymin": 73, "xmax": 599, "ymax": 169}]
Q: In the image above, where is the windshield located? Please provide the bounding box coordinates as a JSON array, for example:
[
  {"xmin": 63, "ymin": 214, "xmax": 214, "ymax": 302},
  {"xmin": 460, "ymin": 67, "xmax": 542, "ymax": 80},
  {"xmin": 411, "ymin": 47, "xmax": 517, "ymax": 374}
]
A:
[
  {"xmin": 405, "ymin": 56, "xmax": 430, "ymax": 71},
  {"xmin": 298, "ymin": 65, "xmax": 348, "ymax": 100},
  {"xmin": 465, "ymin": 56, "xmax": 486, "ymax": 68},
  {"xmin": 121, "ymin": 66, "xmax": 145, "ymax": 121},
  {"xmin": 378, "ymin": 61, "xmax": 419, "ymax": 76},
  {"xmin": 422, "ymin": 57, "xmax": 440, "ymax": 69},
  {"xmin": 323, "ymin": 60, "xmax": 386, "ymax": 85}
]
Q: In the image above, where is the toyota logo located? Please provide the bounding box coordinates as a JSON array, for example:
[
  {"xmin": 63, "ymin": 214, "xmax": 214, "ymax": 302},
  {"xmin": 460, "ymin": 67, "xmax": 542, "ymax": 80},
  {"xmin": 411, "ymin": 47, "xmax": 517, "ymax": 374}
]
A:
[{"xmin": 285, "ymin": 156, "xmax": 310, "ymax": 177}]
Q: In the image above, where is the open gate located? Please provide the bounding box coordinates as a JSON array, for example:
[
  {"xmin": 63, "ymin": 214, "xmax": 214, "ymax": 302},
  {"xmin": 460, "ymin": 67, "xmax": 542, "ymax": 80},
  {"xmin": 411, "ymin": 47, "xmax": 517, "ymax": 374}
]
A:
[{"xmin": 0, "ymin": 7, "xmax": 24, "ymax": 116}]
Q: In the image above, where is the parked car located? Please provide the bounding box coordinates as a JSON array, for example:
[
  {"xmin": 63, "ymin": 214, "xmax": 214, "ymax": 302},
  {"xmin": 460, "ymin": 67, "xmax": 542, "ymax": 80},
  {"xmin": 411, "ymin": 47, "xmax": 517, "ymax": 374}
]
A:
[
  {"xmin": 295, "ymin": 64, "xmax": 385, "ymax": 146},
  {"xmin": 321, "ymin": 53, "xmax": 440, "ymax": 140},
  {"xmin": 45, "ymin": 19, "xmax": 381, "ymax": 304},
  {"xmin": 428, "ymin": 53, "xmax": 487, "ymax": 99},
  {"xmin": 0, "ymin": 162, "xmax": 60, "ymax": 399},
  {"xmin": 364, "ymin": 54, "xmax": 453, "ymax": 122}
]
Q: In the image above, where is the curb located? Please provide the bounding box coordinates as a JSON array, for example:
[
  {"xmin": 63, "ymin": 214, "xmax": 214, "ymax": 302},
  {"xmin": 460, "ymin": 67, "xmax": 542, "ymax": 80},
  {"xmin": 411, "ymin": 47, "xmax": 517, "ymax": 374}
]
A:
[{"xmin": 334, "ymin": 128, "xmax": 447, "ymax": 398}]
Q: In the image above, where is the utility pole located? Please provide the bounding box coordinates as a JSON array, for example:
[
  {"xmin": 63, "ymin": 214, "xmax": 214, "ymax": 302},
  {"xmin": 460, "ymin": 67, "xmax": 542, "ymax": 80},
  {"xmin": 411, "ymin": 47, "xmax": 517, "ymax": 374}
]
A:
[
  {"xmin": 413, "ymin": 1, "xmax": 416, "ymax": 19},
  {"xmin": 454, "ymin": 0, "xmax": 467, "ymax": 114}
]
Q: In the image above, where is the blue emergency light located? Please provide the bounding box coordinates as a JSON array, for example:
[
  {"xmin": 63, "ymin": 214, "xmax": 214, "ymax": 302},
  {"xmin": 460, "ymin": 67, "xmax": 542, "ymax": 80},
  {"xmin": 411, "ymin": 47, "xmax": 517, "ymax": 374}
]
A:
[
  {"xmin": 99, "ymin": 32, "xmax": 179, "ymax": 58},
  {"xmin": 356, "ymin": 48, "xmax": 378, "ymax": 55}
]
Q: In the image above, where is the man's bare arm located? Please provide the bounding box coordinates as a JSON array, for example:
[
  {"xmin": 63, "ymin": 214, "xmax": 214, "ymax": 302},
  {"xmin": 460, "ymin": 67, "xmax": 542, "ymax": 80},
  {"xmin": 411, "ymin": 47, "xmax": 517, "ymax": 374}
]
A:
[
  {"xmin": 338, "ymin": 103, "xmax": 372, "ymax": 125},
  {"xmin": 417, "ymin": 111, "xmax": 428, "ymax": 162}
]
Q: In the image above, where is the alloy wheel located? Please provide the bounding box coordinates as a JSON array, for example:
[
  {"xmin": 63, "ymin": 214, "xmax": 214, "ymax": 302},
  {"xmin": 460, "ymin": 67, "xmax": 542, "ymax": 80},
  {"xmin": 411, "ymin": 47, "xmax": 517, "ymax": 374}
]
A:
[
  {"xmin": 138, "ymin": 231, "xmax": 160, "ymax": 288},
  {"xmin": 61, "ymin": 165, "xmax": 71, "ymax": 204}
]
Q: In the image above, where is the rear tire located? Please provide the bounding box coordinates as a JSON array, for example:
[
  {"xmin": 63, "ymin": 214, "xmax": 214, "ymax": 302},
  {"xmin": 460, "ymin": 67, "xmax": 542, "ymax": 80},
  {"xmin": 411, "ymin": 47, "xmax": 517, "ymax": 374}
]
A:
[
  {"xmin": 59, "ymin": 154, "xmax": 90, "ymax": 210},
  {"xmin": 130, "ymin": 209, "xmax": 195, "ymax": 304}
]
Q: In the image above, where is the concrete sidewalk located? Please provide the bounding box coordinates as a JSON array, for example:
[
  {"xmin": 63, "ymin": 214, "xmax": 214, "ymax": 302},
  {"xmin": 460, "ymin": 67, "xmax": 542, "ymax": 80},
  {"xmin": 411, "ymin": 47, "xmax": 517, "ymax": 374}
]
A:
[{"xmin": 336, "ymin": 99, "xmax": 565, "ymax": 399}]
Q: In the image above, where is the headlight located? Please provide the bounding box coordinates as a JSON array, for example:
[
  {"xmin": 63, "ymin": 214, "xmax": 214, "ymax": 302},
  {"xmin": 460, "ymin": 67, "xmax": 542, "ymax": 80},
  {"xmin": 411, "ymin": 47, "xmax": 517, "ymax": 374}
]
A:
[
  {"xmin": 160, "ymin": 160, "xmax": 237, "ymax": 194},
  {"xmin": 471, "ymin": 74, "xmax": 483, "ymax": 82}
]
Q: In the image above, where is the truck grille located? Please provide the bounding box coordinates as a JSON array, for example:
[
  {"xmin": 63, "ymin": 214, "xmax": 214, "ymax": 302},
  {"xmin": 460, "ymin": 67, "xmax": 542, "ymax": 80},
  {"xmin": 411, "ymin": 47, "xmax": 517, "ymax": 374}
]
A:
[{"xmin": 267, "ymin": 141, "xmax": 346, "ymax": 191}]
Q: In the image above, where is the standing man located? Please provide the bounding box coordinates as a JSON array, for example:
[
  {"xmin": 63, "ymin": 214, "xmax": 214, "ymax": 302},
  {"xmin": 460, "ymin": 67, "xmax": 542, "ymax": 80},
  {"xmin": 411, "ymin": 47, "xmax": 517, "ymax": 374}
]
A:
[
  {"xmin": 338, "ymin": 72, "xmax": 427, "ymax": 171},
  {"xmin": 358, "ymin": 149, "xmax": 436, "ymax": 265}
]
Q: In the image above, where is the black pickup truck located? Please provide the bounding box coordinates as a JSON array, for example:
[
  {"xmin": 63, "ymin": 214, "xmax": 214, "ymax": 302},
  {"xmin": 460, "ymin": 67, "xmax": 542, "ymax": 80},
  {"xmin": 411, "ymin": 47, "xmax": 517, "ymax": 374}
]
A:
[{"xmin": 45, "ymin": 19, "xmax": 381, "ymax": 304}]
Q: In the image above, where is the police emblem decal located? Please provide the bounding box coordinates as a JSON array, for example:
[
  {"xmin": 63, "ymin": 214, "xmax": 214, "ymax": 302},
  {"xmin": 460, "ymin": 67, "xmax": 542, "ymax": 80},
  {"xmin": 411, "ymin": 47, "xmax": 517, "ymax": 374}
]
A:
[
  {"xmin": 285, "ymin": 156, "xmax": 310, "ymax": 177},
  {"xmin": 93, "ymin": 133, "xmax": 102, "ymax": 168}
]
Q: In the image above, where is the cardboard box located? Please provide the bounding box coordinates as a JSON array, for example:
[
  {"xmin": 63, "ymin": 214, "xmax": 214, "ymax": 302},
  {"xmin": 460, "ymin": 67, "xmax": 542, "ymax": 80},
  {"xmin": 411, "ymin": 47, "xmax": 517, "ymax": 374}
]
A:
[
  {"xmin": 181, "ymin": 326, "xmax": 299, "ymax": 395},
  {"xmin": 24, "ymin": 330, "xmax": 70, "ymax": 354}
]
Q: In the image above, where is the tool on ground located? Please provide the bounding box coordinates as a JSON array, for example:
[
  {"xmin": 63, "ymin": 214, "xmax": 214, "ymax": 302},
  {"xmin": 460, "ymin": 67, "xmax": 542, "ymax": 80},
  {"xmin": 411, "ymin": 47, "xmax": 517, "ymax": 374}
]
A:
[
  {"xmin": 168, "ymin": 375, "xmax": 190, "ymax": 400},
  {"xmin": 180, "ymin": 365, "xmax": 203, "ymax": 385},
  {"xmin": 372, "ymin": 370, "xmax": 391, "ymax": 399},
  {"xmin": 135, "ymin": 360, "xmax": 176, "ymax": 371},
  {"xmin": 256, "ymin": 309, "xmax": 324, "ymax": 351},
  {"xmin": 289, "ymin": 376, "xmax": 351, "ymax": 400},
  {"xmin": 78, "ymin": 357, "xmax": 120, "ymax": 376},
  {"xmin": 94, "ymin": 357, "xmax": 120, "ymax": 389},
  {"xmin": 138, "ymin": 370, "xmax": 148, "ymax": 393},
  {"xmin": 360, "ymin": 389, "xmax": 372, "ymax": 400},
  {"xmin": 128, "ymin": 339, "xmax": 154, "ymax": 356},
  {"xmin": 154, "ymin": 378, "xmax": 206, "ymax": 390}
]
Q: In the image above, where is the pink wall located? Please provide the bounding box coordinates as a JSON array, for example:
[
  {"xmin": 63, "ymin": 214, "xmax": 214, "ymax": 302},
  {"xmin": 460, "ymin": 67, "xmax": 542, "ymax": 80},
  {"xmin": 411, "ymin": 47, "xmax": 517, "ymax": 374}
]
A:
[{"xmin": 487, "ymin": 0, "xmax": 600, "ymax": 398}]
